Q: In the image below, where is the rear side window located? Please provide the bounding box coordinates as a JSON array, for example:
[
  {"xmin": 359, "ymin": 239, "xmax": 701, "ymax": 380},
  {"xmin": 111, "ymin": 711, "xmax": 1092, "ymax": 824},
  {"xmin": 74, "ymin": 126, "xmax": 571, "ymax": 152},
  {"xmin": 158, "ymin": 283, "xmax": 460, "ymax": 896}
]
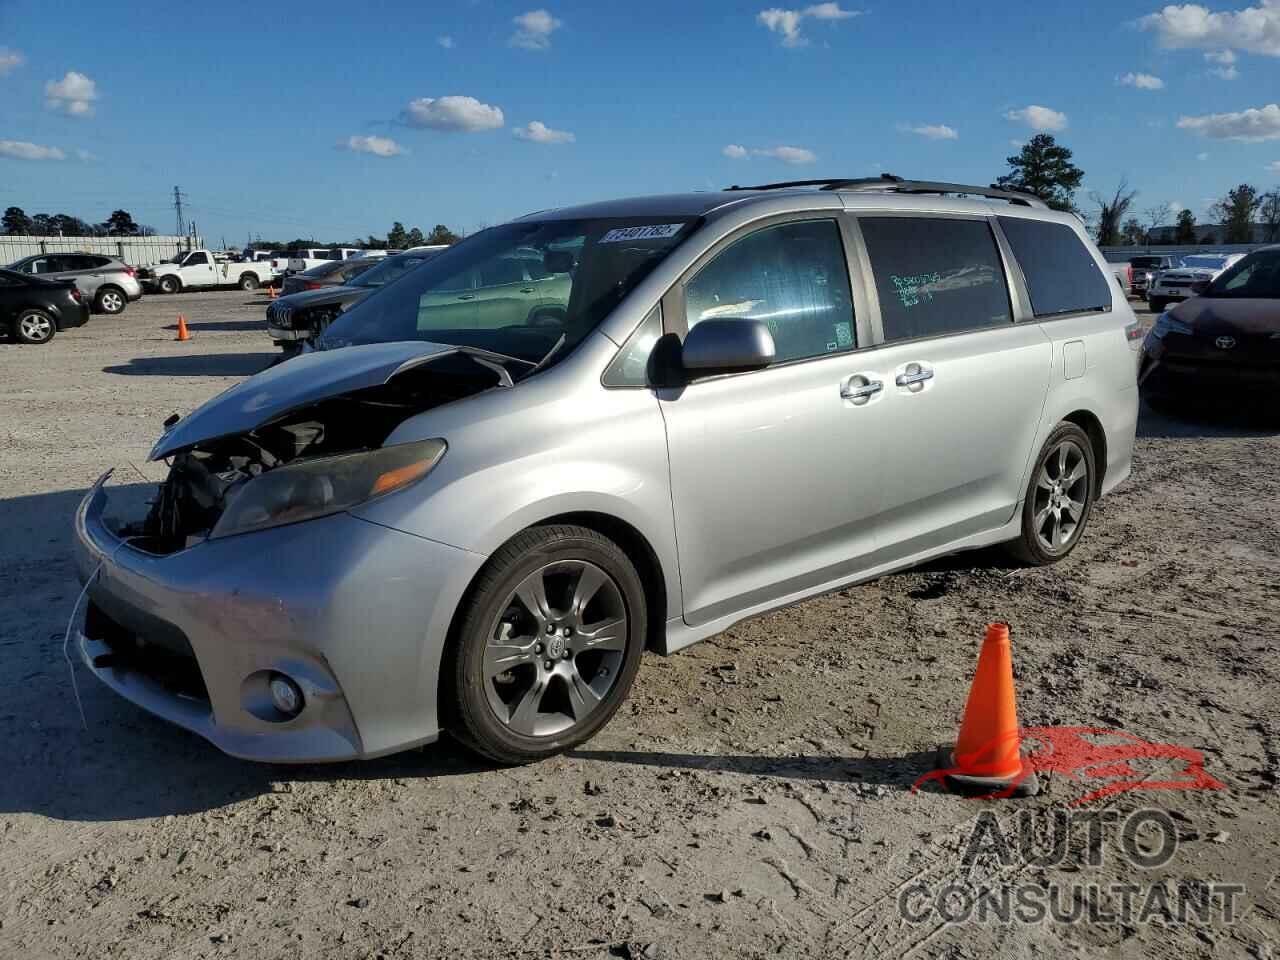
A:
[
  {"xmin": 998, "ymin": 217, "xmax": 1111, "ymax": 317},
  {"xmin": 859, "ymin": 217, "xmax": 1012, "ymax": 342}
]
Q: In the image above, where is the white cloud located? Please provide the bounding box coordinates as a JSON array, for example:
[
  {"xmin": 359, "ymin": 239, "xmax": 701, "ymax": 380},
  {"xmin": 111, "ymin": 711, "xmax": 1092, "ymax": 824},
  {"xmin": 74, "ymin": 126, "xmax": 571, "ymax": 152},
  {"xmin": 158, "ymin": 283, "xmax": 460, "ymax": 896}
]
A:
[
  {"xmin": 1009, "ymin": 138, "xmax": 1025, "ymax": 148},
  {"xmin": 341, "ymin": 135, "xmax": 406, "ymax": 157},
  {"xmin": 758, "ymin": 4, "xmax": 860, "ymax": 47},
  {"xmin": 1138, "ymin": 1, "xmax": 1280, "ymax": 57},
  {"xmin": 1118, "ymin": 71, "xmax": 1166, "ymax": 89},
  {"xmin": 438, "ymin": 35, "xmax": 455, "ymax": 49},
  {"xmin": 45, "ymin": 70, "xmax": 98, "ymax": 117},
  {"xmin": 0, "ymin": 139, "xmax": 66, "ymax": 161},
  {"xmin": 1177, "ymin": 102, "xmax": 1280, "ymax": 140},
  {"xmin": 0, "ymin": 48, "xmax": 23, "ymax": 76},
  {"xmin": 513, "ymin": 120, "xmax": 575, "ymax": 144},
  {"xmin": 899, "ymin": 122, "xmax": 959, "ymax": 140},
  {"xmin": 1005, "ymin": 104, "xmax": 1069, "ymax": 132},
  {"xmin": 510, "ymin": 9, "xmax": 562, "ymax": 50},
  {"xmin": 1267, "ymin": 159, "xmax": 1280, "ymax": 172},
  {"xmin": 401, "ymin": 95, "xmax": 504, "ymax": 132},
  {"xmin": 1205, "ymin": 48, "xmax": 1238, "ymax": 62},
  {"xmin": 1197, "ymin": 151, "xmax": 1211, "ymax": 159},
  {"xmin": 724, "ymin": 144, "xmax": 817, "ymax": 164},
  {"xmin": 1210, "ymin": 64, "xmax": 1241, "ymax": 77},
  {"xmin": 75, "ymin": 148, "xmax": 95, "ymax": 162}
]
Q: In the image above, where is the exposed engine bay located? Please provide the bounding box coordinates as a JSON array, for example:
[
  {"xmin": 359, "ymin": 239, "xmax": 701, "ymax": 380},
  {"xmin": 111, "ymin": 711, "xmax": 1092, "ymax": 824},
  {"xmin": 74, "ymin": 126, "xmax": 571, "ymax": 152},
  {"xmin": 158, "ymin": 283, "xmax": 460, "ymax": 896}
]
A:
[{"xmin": 119, "ymin": 352, "xmax": 507, "ymax": 553}]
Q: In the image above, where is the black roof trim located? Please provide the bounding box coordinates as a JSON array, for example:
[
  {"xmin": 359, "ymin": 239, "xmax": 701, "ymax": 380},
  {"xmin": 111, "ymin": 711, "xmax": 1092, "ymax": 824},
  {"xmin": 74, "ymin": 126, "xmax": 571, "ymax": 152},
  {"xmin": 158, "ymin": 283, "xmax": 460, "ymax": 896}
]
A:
[{"xmin": 725, "ymin": 173, "xmax": 1048, "ymax": 209}]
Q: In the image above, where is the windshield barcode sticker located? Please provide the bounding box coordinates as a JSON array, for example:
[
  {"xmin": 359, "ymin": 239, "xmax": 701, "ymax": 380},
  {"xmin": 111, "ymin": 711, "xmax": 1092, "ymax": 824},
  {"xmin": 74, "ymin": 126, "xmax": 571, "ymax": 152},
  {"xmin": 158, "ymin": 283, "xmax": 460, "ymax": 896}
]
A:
[{"xmin": 599, "ymin": 224, "xmax": 685, "ymax": 244}]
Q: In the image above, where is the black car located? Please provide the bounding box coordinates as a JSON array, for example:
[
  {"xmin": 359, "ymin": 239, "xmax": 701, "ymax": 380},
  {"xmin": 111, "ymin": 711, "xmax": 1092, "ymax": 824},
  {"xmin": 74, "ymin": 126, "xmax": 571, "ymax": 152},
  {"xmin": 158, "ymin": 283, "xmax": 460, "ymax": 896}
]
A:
[
  {"xmin": 279, "ymin": 257, "xmax": 380, "ymax": 296},
  {"xmin": 267, "ymin": 250, "xmax": 442, "ymax": 354},
  {"xmin": 1139, "ymin": 245, "xmax": 1280, "ymax": 406},
  {"xmin": 0, "ymin": 268, "xmax": 91, "ymax": 344}
]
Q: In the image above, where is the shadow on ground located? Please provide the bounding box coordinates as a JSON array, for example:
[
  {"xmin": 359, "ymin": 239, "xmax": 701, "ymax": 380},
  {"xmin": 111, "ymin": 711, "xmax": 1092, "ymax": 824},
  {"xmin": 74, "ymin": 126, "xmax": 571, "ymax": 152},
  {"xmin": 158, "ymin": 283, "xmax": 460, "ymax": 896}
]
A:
[
  {"xmin": 163, "ymin": 320, "xmax": 267, "ymax": 333},
  {"xmin": 102, "ymin": 353, "xmax": 273, "ymax": 377},
  {"xmin": 1137, "ymin": 396, "xmax": 1280, "ymax": 440}
]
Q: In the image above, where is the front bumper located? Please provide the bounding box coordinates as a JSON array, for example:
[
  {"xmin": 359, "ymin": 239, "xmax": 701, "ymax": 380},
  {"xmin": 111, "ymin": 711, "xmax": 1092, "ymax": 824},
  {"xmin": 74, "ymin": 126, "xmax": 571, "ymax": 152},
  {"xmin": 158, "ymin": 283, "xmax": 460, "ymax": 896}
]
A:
[
  {"xmin": 267, "ymin": 324, "xmax": 307, "ymax": 341},
  {"xmin": 73, "ymin": 473, "xmax": 486, "ymax": 762},
  {"xmin": 1139, "ymin": 338, "xmax": 1280, "ymax": 396}
]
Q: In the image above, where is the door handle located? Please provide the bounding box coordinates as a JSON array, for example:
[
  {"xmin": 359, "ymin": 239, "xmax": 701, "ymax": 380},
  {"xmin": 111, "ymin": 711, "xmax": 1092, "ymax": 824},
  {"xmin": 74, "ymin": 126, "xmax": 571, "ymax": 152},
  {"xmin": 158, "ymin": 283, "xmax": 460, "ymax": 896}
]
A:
[
  {"xmin": 519, "ymin": 287, "xmax": 535, "ymax": 293},
  {"xmin": 895, "ymin": 367, "xmax": 934, "ymax": 387},
  {"xmin": 840, "ymin": 378, "xmax": 883, "ymax": 401},
  {"xmin": 456, "ymin": 294, "xmax": 475, "ymax": 300}
]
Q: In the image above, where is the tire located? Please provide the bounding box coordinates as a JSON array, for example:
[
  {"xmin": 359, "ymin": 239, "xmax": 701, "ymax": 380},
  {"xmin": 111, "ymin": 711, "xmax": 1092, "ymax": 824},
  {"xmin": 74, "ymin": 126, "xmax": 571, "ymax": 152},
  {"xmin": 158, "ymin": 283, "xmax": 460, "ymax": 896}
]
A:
[
  {"xmin": 1147, "ymin": 296, "xmax": 1166, "ymax": 313},
  {"xmin": 1004, "ymin": 423, "xmax": 1097, "ymax": 566},
  {"xmin": 239, "ymin": 273, "xmax": 260, "ymax": 291},
  {"xmin": 446, "ymin": 524, "xmax": 647, "ymax": 764},
  {"xmin": 158, "ymin": 275, "xmax": 181, "ymax": 295},
  {"xmin": 14, "ymin": 309, "xmax": 56, "ymax": 345},
  {"xmin": 94, "ymin": 286, "xmax": 127, "ymax": 315},
  {"xmin": 527, "ymin": 307, "xmax": 566, "ymax": 327}
]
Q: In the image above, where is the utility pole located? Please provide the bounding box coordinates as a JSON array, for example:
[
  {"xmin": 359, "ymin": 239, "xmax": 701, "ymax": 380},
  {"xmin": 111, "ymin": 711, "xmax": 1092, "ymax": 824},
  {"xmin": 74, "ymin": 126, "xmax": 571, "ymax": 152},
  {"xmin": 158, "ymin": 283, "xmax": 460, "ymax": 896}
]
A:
[{"xmin": 173, "ymin": 185, "xmax": 187, "ymax": 238}]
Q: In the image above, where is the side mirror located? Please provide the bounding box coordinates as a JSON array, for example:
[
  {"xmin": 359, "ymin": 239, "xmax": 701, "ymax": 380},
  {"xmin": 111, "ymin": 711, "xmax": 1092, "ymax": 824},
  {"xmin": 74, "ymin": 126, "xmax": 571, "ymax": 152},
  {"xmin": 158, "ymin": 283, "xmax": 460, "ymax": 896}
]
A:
[
  {"xmin": 1190, "ymin": 280, "xmax": 1210, "ymax": 296},
  {"xmin": 681, "ymin": 319, "xmax": 776, "ymax": 373}
]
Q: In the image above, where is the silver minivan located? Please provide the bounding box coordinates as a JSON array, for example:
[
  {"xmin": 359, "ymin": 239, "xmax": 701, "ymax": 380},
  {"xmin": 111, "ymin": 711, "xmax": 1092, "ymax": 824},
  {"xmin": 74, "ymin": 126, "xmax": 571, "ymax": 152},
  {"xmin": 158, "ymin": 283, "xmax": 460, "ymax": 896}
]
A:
[{"xmin": 73, "ymin": 177, "xmax": 1139, "ymax": 765}]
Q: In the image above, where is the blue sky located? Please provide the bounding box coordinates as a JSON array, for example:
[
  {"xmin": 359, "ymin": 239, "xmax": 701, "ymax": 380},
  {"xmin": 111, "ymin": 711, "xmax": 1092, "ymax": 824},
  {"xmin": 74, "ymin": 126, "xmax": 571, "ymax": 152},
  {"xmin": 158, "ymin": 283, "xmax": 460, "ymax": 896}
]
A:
[{"xmin": 2, "ymin": 0, "xmax": 1279, "ymax": 244}]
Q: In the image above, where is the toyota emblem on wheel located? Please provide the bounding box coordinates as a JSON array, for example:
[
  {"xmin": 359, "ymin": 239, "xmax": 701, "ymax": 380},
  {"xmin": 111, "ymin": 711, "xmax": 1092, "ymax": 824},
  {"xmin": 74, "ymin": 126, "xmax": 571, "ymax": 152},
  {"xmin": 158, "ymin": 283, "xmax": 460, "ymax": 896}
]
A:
[{"xmin": 1215, "ymin": 336, "xmax": 1237, "ymax": 350}]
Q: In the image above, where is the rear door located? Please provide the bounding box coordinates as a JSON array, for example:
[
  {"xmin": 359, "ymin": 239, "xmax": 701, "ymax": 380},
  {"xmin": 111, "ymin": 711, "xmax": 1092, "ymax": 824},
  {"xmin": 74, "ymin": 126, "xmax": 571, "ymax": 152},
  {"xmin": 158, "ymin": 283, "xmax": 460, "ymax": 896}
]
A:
[
  {"xmin": 658, "ymin": 216, "xmax": 881, "ymax": 626},
  {"xmin": 850, "ymin": 214, "xmax": 1052, "ymax": 558}
]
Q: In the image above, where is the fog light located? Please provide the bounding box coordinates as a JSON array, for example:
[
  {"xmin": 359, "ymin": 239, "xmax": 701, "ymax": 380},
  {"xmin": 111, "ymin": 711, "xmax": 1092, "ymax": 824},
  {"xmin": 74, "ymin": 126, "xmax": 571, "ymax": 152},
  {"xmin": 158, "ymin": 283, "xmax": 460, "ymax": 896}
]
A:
[{"xmin": 269, "ymin": 674, "xmax": 304, "ymax": 717}]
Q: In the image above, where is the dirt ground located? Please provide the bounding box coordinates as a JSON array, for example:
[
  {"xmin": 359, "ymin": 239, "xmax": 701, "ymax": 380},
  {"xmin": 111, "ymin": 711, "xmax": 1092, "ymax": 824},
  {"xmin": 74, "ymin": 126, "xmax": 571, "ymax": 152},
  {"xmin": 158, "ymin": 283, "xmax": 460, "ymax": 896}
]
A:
[{"xmin": 0, "ymin": 290, "xmax": 1277, "ymax": 960}]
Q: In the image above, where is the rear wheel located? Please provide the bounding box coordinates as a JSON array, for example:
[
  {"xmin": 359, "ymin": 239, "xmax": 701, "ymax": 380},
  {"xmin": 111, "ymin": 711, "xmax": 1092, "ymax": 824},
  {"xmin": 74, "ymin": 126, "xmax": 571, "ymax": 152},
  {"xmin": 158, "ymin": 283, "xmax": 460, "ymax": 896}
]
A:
[
  {"xmin": 158, "ymin": 275, "xmax": 181, "ymax": 295},
  {"xmin": 239, "ymin": 273, "xmax": 260, "ymax": 291},
  {"xmin": 15, "ymin": 309, "xmax": 56, "ymax": 345},
  {"xmin": 447, "ymin": 525, "xmax": 646, "ymax": 764},
  {"xmin": 1005, "ymin": 423, "xmax": 1097, "ymax": 566},
  {"xmin": 95, "ymin": 286, "xmax": 127, "ymax": 315}
]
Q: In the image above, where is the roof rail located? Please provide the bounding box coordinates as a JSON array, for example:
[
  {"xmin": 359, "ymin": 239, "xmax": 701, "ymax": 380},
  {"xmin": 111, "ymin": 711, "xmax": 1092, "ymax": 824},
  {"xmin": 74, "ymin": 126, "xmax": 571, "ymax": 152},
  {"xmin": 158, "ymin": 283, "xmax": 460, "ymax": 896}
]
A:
[{"xmin": 724, "ymin": 173, "xmax": 1048, "ymax": 209}]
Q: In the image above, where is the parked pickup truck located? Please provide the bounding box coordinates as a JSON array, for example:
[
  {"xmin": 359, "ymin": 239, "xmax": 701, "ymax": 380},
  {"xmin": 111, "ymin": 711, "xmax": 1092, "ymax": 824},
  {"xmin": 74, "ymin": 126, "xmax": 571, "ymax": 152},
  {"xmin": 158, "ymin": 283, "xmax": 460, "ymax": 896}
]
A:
[
  {"xmin": 138, "ymin": 249, "xmax": 273, "ymax": 294},
  {"xmin": 286, "ymin": 247, "xmax": 387, "ymax": 275}
]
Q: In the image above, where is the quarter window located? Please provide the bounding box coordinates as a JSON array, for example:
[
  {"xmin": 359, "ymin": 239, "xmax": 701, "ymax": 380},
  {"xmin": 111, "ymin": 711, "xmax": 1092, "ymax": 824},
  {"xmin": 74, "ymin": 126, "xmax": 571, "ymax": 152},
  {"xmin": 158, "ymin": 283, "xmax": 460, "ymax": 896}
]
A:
[
  {"xmin": 859, "ymin": 217, "xmax": 1012, "ymax": 343},
  {"xmin": 684, "ymin": 219, "xmax": 856, "ymax": 363},
  {"xmin": 997, "ymin": 217, "xmax": 1111, "ymax": 317}
]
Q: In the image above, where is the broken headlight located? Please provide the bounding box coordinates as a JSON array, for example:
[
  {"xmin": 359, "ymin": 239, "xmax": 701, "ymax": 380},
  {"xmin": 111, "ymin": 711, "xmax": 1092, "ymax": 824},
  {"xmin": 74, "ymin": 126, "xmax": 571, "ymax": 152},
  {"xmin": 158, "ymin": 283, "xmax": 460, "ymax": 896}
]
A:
[{"xmin": 210, "ymin": 438, "xmax": 446, "ymax": 539}]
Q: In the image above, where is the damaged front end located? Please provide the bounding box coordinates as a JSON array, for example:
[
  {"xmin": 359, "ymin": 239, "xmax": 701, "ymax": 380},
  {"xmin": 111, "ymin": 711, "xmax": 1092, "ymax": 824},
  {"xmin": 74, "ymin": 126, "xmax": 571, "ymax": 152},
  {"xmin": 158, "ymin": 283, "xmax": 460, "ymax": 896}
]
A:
[{"xmin": 123, "ymin": 344, "xmax": 515, "ymax": 553}]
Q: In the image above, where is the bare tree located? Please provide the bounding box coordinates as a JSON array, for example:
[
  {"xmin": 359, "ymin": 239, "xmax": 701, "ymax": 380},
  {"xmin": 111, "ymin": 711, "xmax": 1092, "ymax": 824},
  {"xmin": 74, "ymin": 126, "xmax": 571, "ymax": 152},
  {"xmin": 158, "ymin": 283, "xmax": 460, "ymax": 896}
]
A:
[
  {"xmin": 1092, "ymin": 179, "xmax": 1138, "ymax": 246},
  {"xmin": 1142, "ymin": 204, "xmax": 1168, "ymax": 242},
  {"xmin": 1260, "ymin": 190, "xmax": 1280, "ymax": 244}
]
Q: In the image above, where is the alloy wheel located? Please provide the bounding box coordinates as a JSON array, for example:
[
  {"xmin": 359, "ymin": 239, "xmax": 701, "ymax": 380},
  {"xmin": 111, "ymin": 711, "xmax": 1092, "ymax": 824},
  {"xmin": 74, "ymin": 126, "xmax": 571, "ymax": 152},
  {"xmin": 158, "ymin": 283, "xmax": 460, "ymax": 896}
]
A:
[
  {"xmin": 483, "ymin": 560, "xmax": 628, "ymax": 738},
  {"xmin": 100, "ymin": 290, "xmax": 124, "ymax": 313},
  {"xmin": 19, "ymin": 313, "xmax": 53, "ymax": 343},
  {"xmin": 1032, "ymin": 439, "xmax": 1090, "ymax": 552}
]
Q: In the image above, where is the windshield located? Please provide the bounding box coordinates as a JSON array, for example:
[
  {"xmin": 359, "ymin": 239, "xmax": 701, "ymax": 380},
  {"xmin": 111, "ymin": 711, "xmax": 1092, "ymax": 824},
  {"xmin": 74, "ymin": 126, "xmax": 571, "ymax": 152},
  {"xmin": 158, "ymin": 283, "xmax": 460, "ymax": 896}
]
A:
[
  {"xmin": 351, "ymin": 252, "xmax": 438, "ymax": 288},
  {"xmin": 1182, "ymin": 255, "xmax": 1228, "ymax": 271},
  {"xmin": 319, "ymin": 217, "xmax": 696, "ymax": 362},
  {"xmin": 1205, "ymin": 250, "xmax": 1280, "ymax": 299}
]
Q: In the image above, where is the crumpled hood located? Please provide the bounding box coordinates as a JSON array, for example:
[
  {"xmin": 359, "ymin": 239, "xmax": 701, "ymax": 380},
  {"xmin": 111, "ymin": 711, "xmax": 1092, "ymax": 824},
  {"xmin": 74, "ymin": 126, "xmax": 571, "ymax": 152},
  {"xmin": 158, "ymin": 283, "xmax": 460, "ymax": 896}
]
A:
[
  {"xmin": 1168, "ymin": 296, "xmax": 1280, "ymax": 335},
  {"xmin": 266, "ymin": 285, "xmax": 372, "ymax": 325},
  {"xmin": 149, "ymin": 341, "xmax": 457, "ymax": 459}
]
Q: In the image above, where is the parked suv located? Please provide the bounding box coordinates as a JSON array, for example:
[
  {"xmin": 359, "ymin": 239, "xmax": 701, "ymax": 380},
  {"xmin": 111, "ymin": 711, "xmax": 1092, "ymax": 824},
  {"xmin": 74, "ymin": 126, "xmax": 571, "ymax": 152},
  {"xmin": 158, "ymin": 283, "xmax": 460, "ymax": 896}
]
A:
[
  {"xmin": 73, "ymin": 176, "xmax": 1139, "ymax": 765},
  {"xmin": 1128, "ymin": 255, "xmax": 1180, "ymax": 299},
  {"xmin": 6, "ymin": 252, "xmax": 142, "ymax": 315},
  {"xmin": 1147, "ymin": 253, "xmax": 1246, "ymax": 312}
]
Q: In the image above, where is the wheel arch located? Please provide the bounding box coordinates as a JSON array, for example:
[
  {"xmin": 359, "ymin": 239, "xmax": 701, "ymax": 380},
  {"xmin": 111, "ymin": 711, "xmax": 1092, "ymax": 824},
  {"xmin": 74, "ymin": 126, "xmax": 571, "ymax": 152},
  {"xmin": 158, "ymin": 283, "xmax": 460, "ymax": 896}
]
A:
[{"xmin": 1061, "ymin": 408, "xmax": 1108, "ymax": 497}]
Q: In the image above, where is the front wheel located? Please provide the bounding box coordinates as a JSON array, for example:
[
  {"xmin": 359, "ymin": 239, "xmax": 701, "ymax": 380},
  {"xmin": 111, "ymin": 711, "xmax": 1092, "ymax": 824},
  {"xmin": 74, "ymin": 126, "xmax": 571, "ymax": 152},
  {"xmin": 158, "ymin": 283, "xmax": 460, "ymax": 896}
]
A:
[
  {"xmin": 15, "ymin": 309, "xmax": 56, "ymax": 344},
  {"xmin": 239, "ymin": 273, "xmax": 260, "ymax": 291},
  {"xmin": 158, "ymin": 275, "xmax": 181, "ymax": 295},
  {"xmin": 447, "ymin": 525, "xmax": 647, "ymax": 764},
  {"xmin": 1004, "ymin": 423, "xmax": 1097, "ymax": 566}
]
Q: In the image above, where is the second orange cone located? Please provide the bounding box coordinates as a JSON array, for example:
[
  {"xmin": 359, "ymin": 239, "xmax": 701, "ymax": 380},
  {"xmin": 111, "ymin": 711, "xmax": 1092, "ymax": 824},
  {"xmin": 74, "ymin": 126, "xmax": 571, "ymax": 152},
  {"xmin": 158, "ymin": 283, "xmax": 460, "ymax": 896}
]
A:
[
  {"xmin": 175, "ymin": 314, "xmax": 191, "ymax": 342},
  {"xmin": 936, "ymin": 623, "xmax": 1040, "ymax": 797}
]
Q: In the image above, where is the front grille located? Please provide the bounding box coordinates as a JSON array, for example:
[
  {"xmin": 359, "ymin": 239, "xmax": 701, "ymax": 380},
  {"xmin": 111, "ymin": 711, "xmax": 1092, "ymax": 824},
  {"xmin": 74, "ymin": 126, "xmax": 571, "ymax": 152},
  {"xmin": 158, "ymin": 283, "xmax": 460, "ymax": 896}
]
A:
[{"xmin": 84, "ymin": 600, "xmax": 209, "ymax": 702}]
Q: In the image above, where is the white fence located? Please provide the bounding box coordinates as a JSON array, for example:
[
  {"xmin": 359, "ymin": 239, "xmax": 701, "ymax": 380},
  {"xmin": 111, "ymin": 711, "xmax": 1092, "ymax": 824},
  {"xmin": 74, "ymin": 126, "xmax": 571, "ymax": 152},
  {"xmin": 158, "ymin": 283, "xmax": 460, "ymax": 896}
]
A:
[{"xmin": 0, "ymin": 234, "xmax": 204, "ymax": 267}]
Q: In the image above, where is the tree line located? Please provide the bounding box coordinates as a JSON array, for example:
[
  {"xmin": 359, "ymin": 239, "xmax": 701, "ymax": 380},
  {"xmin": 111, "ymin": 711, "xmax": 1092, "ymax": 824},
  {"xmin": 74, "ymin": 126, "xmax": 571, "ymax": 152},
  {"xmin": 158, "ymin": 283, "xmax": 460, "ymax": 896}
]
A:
[
  {"xmin": 995, "ymin": 134, "xmax": 1280, "ymax": 245},
  {"xmin": 3, "ymin": 206, "xmax": 156, "ymax": 237},
  {"xmin": 244, "ymin": 222, "xmax": 463, "ymax": 254}
]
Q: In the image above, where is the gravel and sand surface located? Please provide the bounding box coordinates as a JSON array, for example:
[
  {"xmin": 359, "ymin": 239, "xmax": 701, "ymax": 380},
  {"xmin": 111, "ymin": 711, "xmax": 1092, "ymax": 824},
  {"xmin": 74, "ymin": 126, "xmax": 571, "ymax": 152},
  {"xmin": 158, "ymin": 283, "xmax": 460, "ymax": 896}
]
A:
[{"xmin": 1, "ymin": 291, "xmax": 1277, "ymax": 958}]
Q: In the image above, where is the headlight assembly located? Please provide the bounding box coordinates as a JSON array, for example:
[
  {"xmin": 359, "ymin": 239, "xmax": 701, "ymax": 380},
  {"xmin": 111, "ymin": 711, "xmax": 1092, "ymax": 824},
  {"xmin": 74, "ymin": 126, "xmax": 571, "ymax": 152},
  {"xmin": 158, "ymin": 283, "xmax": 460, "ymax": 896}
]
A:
[
  {"xmin": 1150, "ymin": 313, "xmax": 1193, "ymax": 338},
  {"xmin": 210, "ymin": 438, "xmax": 446, "ymax": 539}
]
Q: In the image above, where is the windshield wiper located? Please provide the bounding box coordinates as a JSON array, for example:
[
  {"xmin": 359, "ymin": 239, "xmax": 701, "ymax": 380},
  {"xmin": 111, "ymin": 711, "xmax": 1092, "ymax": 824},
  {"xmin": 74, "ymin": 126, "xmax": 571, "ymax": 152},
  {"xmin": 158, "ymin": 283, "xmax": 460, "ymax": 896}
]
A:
[{"xmin": 524, "ymin": 334, "xmax": 567, "ymax": 379}]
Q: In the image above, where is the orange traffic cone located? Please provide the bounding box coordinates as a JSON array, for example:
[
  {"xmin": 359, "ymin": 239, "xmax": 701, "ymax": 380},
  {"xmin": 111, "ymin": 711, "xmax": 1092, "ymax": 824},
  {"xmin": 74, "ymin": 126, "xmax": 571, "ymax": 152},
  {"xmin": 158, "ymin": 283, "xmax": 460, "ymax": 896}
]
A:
[
  {"xmin": 268, "ymin": 284, "xmax": 277, "ymax": 299},
  {"xmin": 175, "ymin": 314, "xmax": 191, "ymax": 342},
  {"xmin": 935, "ymin": 623, "xmax": 1040, "ymax": 797}
]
